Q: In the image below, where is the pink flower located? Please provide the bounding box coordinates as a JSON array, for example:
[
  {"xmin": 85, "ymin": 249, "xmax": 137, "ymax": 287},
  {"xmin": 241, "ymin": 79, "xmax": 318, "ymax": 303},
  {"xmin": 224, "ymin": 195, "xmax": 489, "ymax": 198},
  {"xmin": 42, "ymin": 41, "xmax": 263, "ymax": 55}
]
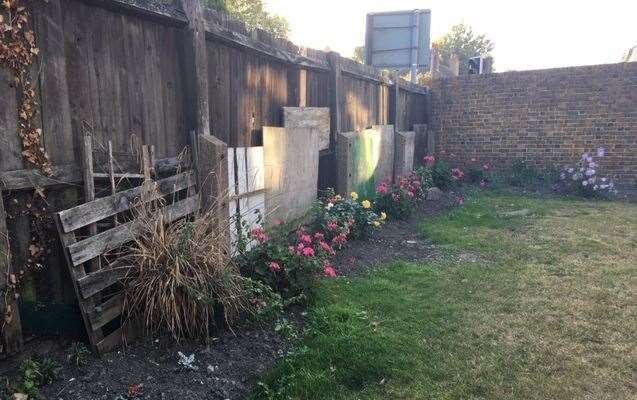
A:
[
  {"xmin": 407, "ymin": 191, "xmax": 415, "ymax": 198},
  {"xmin": 288, "ymin": 245, "xmax": 295, "ymax": 253},
  {"xmin": 319, "ymin": 241, "xmax": 335, "ymax": 255},
  {"xmin": 327, "ymin": 221, "xmax": 338, "ymax": 231},
  {"xmin": 314, "ymin": 232, "xmax": 325, "ymax": 241},
  {"xmin": 301, "ymin": 234, "xmax": 312, "ymax": 244},
  {"xmin": 269, "ymin": 261, "xmax": 281, "ymax": 272},
  {"xmin": 451, "ymin": 168, "xmax": 464, "ymax": 180},
  {"xmin": 323, "ymin": 264, "xmax": 337, "ymax": 277},
  {"xmin": 479, "ymin": 180, "xmax": 487, "ymax": 188},
  {"xmin": 296, "ymin": 242, "xmax": 305, "ymax": 251},
  {"xmin": 482, "ymin": 163, "xmax": 490, "ymax": 171},
  {"xmin": 423, "ymin": 155, "xmax": 436, "ymax": 166},
  {"xmin": 301, "ymin": 246, "xmax": 315, "ymax": 257},
  {"xmin": 272, "ymin": 218, "xmax": 284, "ymax": 226},
  {"xmin": 392, "ymin": 193, "xmax": 400, "ymax": 202},
  {"xmin": 250, "ymin": 227, "xmax": 269, "ymax": 243},
  {"xmin": 376, "ymin": 182, "xmax": 389, "ymax": 194},
  {"xmin": 332, "ymin": 233, "xmax": 347, "ymax": 246}
]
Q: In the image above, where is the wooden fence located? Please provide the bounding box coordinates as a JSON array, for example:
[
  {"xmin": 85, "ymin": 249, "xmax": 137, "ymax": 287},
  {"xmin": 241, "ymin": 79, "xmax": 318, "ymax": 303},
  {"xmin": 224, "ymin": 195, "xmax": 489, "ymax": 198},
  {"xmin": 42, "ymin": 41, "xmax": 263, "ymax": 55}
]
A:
[{"xmin": 0, "ymin": 0, "xmax": 429, "ymax": 357}]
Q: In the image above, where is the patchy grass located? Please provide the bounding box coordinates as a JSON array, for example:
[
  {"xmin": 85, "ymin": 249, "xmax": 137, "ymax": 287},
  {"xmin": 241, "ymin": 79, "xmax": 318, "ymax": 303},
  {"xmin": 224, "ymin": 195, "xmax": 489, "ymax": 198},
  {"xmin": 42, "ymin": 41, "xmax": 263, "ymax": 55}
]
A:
[{"xmin": 253, "ymin": 192, "xmax": 637, "ymax": 400}]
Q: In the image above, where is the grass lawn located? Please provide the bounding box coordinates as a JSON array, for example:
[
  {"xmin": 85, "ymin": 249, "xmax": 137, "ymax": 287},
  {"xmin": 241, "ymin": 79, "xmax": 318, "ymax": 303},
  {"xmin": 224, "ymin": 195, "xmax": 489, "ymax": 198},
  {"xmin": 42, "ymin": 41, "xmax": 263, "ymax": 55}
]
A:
[{"xmin": 253, "ymin": 191, "xmax": 637, "ymax": 400}]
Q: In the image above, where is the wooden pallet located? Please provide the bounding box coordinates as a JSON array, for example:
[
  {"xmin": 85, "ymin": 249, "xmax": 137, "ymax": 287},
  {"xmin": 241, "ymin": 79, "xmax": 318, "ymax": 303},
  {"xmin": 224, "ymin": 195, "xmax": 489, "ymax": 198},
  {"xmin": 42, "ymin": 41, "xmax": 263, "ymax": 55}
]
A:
[{"xmin": 54, "ymin": 170, "xmax": 198, "ymax": 354}]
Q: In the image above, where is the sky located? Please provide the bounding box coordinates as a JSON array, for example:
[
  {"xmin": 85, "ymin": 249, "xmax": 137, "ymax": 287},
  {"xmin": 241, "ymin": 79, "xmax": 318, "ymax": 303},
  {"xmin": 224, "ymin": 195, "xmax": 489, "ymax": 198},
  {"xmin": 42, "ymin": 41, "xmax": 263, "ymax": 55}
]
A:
[{"xmin": 264, "ymin": 0, "xmax": 637, "ymax": 71}]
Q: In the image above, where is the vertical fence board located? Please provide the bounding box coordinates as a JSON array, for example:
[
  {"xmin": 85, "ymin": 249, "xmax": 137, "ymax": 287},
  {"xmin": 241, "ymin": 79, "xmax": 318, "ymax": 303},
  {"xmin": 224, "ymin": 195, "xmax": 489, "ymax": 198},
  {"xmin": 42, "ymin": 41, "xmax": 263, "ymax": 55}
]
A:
[{"xmin": 0, "ymin": 196, "xmax": 23, "ymax": 357}]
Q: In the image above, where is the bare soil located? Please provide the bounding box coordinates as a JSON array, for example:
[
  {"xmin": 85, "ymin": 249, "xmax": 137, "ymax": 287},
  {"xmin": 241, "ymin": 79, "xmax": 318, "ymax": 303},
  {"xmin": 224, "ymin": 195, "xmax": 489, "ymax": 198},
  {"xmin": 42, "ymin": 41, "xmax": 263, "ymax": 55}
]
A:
[{"xmin": 23, "ymin": 196, "xmax": 456, "ymax": 400}]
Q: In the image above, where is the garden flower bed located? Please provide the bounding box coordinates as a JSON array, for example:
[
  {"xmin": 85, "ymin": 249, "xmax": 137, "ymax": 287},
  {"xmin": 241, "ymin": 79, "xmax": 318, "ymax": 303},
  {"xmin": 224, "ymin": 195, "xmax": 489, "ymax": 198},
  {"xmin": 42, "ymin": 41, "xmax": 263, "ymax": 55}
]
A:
[{"xmin": 25, "ymin": 191, "xmax": 457, "ymax": 400}]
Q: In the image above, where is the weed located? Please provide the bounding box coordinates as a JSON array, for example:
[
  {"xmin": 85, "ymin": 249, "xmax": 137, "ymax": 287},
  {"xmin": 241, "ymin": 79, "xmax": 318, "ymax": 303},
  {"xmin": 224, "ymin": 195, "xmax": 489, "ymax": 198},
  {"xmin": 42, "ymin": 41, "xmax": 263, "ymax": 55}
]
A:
[{"xmin": 67, "ymin": 341, "xmax": 91, "ymax": 367}]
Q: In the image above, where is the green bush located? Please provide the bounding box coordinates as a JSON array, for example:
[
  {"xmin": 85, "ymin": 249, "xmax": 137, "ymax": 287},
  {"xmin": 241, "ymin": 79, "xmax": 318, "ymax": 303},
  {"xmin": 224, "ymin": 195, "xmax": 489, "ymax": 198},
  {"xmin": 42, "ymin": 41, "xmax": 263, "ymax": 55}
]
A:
[{"xmin": 432, "ymin": 160, "xmax": 454, "ymax": 190}]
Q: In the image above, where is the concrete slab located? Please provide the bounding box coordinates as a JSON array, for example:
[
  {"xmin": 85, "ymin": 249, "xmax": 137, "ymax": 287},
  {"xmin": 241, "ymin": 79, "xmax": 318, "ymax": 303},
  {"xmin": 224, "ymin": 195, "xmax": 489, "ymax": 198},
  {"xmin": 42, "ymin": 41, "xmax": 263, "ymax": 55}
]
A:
[
  {"xmin": 283, "ymin": 107, "xmax": 330, "ymax": 151},
  {"xmin": 337, "ymin": 125, "xmax": 395, "ymax": 199},
  {"xmin": 263, "ymin": 124, "xmax": 320, "ymax": 224},
  {"xmin": 394, "ymin": 130, "xmax": 415, "ymax": 179}
]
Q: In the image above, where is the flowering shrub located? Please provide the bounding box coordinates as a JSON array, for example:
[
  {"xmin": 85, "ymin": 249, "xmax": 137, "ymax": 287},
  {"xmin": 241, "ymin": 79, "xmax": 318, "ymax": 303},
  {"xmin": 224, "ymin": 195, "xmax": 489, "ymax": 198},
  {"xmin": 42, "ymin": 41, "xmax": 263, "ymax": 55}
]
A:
[
  {"xmin": 558, "ymin": 147, "xmax": 617, "ymax": 197},
  {"xmin": 239, "ymin": 189, "xmax": 386, "ymax": 297},
  {"xmin": 374, "ymin": 172, "xmax": 424, "ymax": 220},
  {"xmin": 238, "ymin": 223, "xmax": 335, "ymax": 297},
  {"xmin": 313, "ymin": 189, "xmax": 384, "ymax": 240}
]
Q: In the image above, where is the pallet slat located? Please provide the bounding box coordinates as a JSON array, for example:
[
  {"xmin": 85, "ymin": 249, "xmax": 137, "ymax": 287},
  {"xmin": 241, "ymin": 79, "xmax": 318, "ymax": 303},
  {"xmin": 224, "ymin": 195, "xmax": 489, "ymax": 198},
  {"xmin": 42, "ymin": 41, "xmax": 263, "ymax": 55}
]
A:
[
  {"xmin": 78, "ymin": 267, "xmax": 131, "ymax": 299},
  {"xmin": 68, "ymin": 195, "xmax": 199, "ymax": 266},
  {"xmin": 58, "ymin": 171, "xmax": 194, "ymax": 233},
  {"xmin": 87, "ymin": 293, "xmax": 124, "ymax": 331}
]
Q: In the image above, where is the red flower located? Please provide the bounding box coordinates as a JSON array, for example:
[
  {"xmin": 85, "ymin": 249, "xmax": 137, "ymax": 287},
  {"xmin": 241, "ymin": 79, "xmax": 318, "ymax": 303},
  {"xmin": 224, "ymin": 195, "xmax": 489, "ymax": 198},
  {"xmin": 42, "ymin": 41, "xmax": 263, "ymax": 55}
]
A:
[{"xmin": 269, "ymin": 261, "xmax": 281, "ymax": 272}]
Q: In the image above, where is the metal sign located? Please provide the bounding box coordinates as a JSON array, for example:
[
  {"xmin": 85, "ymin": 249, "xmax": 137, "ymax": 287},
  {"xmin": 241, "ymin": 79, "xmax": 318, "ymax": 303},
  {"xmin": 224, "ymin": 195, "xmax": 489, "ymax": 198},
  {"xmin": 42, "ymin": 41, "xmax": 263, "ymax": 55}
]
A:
[{"xmin": 365, "ymin": 9, "xmax": 431, "ymax": 79}]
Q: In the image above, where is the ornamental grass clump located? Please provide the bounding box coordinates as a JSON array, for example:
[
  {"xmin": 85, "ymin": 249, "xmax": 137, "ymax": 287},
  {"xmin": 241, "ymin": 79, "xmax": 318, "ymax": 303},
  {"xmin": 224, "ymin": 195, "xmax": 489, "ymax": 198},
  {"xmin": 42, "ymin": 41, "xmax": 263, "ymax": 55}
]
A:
[{"xmin": 122, "ymin": 194, "xmax": 246, "ymax": 342}]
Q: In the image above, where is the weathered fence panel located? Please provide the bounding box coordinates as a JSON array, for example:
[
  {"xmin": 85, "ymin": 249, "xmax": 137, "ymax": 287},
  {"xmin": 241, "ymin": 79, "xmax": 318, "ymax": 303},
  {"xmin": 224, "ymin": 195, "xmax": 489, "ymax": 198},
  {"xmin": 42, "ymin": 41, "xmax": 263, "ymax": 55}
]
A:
[{"xmin": 0, "ymin": 0, "xmax": 428, "ymax": 352}]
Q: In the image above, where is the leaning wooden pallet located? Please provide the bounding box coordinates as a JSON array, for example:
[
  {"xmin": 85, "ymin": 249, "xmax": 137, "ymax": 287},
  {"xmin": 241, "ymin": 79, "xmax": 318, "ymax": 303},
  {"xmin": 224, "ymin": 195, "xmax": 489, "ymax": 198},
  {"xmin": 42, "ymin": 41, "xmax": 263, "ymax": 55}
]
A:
[{"xmin": 55, "ymin": 135, "xmax": 199, "ymax": 354}]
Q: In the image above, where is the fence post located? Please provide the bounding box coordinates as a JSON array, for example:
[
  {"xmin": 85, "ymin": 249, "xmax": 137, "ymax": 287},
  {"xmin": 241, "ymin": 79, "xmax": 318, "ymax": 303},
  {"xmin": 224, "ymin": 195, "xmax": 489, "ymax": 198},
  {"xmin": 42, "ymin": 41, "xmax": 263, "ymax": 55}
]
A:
[
  {"xmin": 327, "ymin": 52, "xmax": 342, "ymax": 146},
  {"xmin": 298, "ymin": 48, "xmax": 308, "ymax": 107},
  {"xmin": 196, "ymin": 134, "xmax": 230, "ymax": 248},
  {"xmin": 391, "ymin": 73, "xmax": 403, "ymax": 132},
  {"xmin": 180, "ymin": 0, "xmax": 210, "ymax": 138},
  {"xmin": 0, "ymin": 195, "xmax": 23, "ymax": 358}
]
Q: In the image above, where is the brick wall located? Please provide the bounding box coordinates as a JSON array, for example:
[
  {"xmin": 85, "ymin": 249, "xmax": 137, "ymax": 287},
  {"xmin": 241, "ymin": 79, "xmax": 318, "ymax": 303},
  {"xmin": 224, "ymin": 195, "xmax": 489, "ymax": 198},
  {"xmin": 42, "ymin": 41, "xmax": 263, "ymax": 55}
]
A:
[{"xmin": 429, "ymin": 62, "xmax": 637, "ymax": 188}]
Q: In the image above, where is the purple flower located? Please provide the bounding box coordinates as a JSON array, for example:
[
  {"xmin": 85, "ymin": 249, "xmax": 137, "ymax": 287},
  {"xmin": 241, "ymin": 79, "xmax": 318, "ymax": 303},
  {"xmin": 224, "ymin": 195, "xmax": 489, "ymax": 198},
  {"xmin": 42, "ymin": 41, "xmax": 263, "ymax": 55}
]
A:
[
  {"xmin": 597, "ymin": 147, "xmax": 606, "ymax": 157},
  {"xmin": 585, "ymin": 168, "xmax": 596, "ymax": 177},
  {"xmin": 582, "ymin": 180, "xmax": 588, "ymax": 186}
]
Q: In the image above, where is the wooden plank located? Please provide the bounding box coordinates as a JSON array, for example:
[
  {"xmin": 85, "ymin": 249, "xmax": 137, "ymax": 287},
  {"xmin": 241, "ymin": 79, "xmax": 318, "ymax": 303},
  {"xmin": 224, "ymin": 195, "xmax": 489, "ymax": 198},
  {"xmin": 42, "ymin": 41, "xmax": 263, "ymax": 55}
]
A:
[
  {"xmin": 33, "ymin": 0, "xmax": 75, "ymax": 165},
  {"xmin": 0, "ymin": 195, "xmax": 23, "ymax": 357},
  {"xmin": 77, "ymin": 267, "xmax": 130, "ymax": 299},
  {"xmin": 180, "ymin": 0, "xmax": 211, "ymax": 138},
  {"xmin": 58, "ymin": 171, "xmax": 194, "ymax": 233},
  {"xmin": 95, "ymin": 322, "xmax": 137, "ymax": 354},
  {"xmin": 0, "ymin": 157, "xmax": 187, "ymax": 191},
  {"xmin": 0, "ymin": 69, "xmax": 22, "ymax": 172},
  {"xmin": 87, "ymin": 293, "xmax": 123, "ymax": 331},
  {"xmin": 0, "ymin": 165, "xmax": 82, "ymax": 190},
  {"xmin": 392, "ymin": 72, "xmax": 402, "ymax": 132},
  {"xmin": 67, "ymin": 195, "xmax": 199, "ymax": 266},
  {"xmin": 203, "ymin": 20, "xmax": 330, "ymax": 72},
  {"xmin": 78, "ymin": 0, "xmax": 188, "ymax": 26},
  {"xmin": 54, "ymin": 216, "xmax": 104, "ymax": 352},
  {"xmin": 328, "ymin": 52, "xmax": 342, "ymax": 147},
  {"xmin": 81, "ymin": 133, "xmax": 100, "ymax": 272},
  {"xmin": 228, "ymin": 148, "xmax": 238, "ymax": 254},
  {"xmin": 197, "ymin": 135, "xmax": 230, "ymax": 257},
  {"xmin": 93, "ymin": 173, "xmax": 145, "ymax": 180}
]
